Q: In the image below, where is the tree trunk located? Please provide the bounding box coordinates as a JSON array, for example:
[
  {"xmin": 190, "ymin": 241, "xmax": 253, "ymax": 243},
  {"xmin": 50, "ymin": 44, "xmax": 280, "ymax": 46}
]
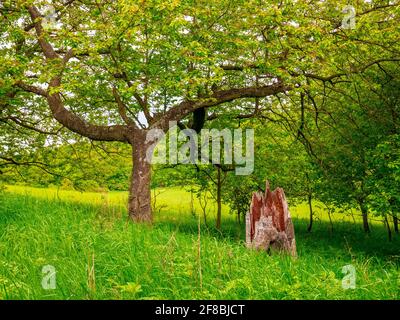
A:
[
  {"xmin": 216, "ymin": 166, "xmax": 222, "ymax": 230},
  {"xmin": 190, "ymin": 191, "xmax": 195, "ymax": 218},
  {"xmin": 393, "ymin": 215, "xmax": 399, "ymax": 234},
  {"xmin": 307, "ymin": 193, "xmax": 313, "ymax": 232},
  {"xmin": 128, "ymin": 131, "xmax": 152, "ymax": 222},
  {"xmin": 359, "ymin": 202, "xmax": 370, "ymax": 233},
  {"xmin": 384, "ymin": 215, "xmax": 392, "ymax": 241},
  {"xmin": 199, "ymin": 192, "xmax": 208, "ymax": 227}
]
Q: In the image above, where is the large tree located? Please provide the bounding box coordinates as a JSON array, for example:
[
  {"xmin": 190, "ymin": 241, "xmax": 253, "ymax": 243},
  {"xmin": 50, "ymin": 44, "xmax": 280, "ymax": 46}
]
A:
[{"xmin": 1, "ymin": 0, "xmax": 398, "ymax": 221}]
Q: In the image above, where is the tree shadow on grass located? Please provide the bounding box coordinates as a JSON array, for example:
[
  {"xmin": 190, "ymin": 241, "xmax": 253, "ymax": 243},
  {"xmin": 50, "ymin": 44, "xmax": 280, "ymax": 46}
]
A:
[
  {"xmin": 1, "ymin": 193, "xmax": 398, "ymax": 266},
  {"xmin": 295, "ymin": 218, "xmax": 400, "ymax": 264},
  {"xmin": 153, "ymin": 212, "xmax": 400, "ymax": 265}
]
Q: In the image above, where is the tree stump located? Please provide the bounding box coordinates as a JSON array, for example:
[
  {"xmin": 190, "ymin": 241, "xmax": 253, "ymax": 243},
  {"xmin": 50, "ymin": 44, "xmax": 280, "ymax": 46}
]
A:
[{"xmin": 246, "ymin": 181, "xmax": 297, "ymax": 257}]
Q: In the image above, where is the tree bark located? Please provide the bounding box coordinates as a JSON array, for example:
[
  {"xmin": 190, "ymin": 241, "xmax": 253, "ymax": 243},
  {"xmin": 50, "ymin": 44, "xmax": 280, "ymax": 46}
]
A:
[
  {"xmin": 393, "ymin": 215, "xmax": 399, "ymax": 234},
  {"xmin": 128, "ymin": 131, "xmax": 152, "ymax": 222},
  {"xmin": 359, "ymin": 202, "xmax": 370, "ymax": 233},
  {"xmin": 384, "ymin": 215, "xmax": 392, "ymax": 241}
]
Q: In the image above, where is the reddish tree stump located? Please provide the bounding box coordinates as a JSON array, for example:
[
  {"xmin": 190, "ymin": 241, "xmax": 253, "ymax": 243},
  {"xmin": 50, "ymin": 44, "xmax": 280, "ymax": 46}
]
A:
[{"xmin": 246, "ymin": 181, "xmax": 297, "ymax": 257}]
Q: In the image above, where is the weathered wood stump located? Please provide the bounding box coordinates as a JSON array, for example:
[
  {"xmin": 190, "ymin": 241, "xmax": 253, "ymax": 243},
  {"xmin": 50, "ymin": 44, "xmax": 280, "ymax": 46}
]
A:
[{"xmin": 246, "ymin": 181, "xmax": 297, "ymax": 257}]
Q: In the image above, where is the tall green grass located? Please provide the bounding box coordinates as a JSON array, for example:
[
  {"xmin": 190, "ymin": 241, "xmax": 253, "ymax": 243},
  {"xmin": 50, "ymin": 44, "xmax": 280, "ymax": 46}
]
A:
[{"xmin": 0, "ymin": 185, "xmax": 399, "ymax": 299}]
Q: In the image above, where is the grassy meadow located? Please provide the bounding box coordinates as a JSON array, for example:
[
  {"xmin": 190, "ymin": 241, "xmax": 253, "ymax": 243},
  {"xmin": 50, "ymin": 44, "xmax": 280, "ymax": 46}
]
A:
[{"xmin": 0, "ymin": 185, "xmax": 399, "ymax": 300}]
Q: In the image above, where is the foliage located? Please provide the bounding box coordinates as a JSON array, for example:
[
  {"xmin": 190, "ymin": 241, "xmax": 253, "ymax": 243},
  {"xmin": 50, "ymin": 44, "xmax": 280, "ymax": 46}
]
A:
[
  {"xmin": 367, "ymin": 134, "xmax": 400, "ymax": 217},
  {"xmin": 1, "ymin": 142, "xmax": 131, "ymax": 191}
]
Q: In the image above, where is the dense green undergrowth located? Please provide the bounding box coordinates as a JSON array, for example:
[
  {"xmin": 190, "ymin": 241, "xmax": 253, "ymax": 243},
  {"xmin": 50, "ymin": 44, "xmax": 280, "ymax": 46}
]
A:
[{"xmin": 0, "ymin": 186, "xmax": 399, "ymax": 300}]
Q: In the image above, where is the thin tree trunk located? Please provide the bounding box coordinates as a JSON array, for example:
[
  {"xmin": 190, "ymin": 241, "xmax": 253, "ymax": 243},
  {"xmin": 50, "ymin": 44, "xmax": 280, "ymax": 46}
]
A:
[
  {"xmin": 199, "ymin": 192, "xmax": 208, "ymax": 226},
  {"xmin": 393, "ymin": 214, "xmax": 399, "ymax": 234},
  {"xmin": 307, "ymin": 193, "xmax": 313, "ymax": 232},
  {"xmin": 350, "ymin": 211, "xmax": 356, "ymax": 225},
  {"xmin": 190, "ymin": 190, "xmax": 195, "ymax": 217},
  {"xmin": 359, "ymin": 202, "xmax": 370, "ymax": 233},
  {"xmin": 216, "ymin": 167, "xmax": 222, "ymax": 230},
  {"xmin": 384, "ymin": 215, "xmax": 392, "ymax": 241},
  {"xmin": 128, "ymin": 132, "xmax": 152, "ymax": 222},
  {"xmin": 389, "ymin": 199, "xmax": 398, "ymax": 234}
]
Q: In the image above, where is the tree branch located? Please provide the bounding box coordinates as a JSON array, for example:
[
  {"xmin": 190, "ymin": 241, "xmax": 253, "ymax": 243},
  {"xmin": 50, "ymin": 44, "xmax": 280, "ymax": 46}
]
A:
[
  {"xmin": 112, "ymin": 87, "xmax": 136, "ymax": 127},
  {"xmin": 3, "ymin": 116, "xmax": 63, "ymax": 135},
  {"xmin": 155, "ymin": 82, "xmax": 289, "ymax": 131},
  {"xmin": 15, "ymin": 81, "xmax": 47, "ymax": 97},
  {"xmin": 25, "ymin": 5, "xmax": 130, "ymax": 143},
  {"xmin": 0, "ymin": 156, "xmax": 61, "ymax": 177}
]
